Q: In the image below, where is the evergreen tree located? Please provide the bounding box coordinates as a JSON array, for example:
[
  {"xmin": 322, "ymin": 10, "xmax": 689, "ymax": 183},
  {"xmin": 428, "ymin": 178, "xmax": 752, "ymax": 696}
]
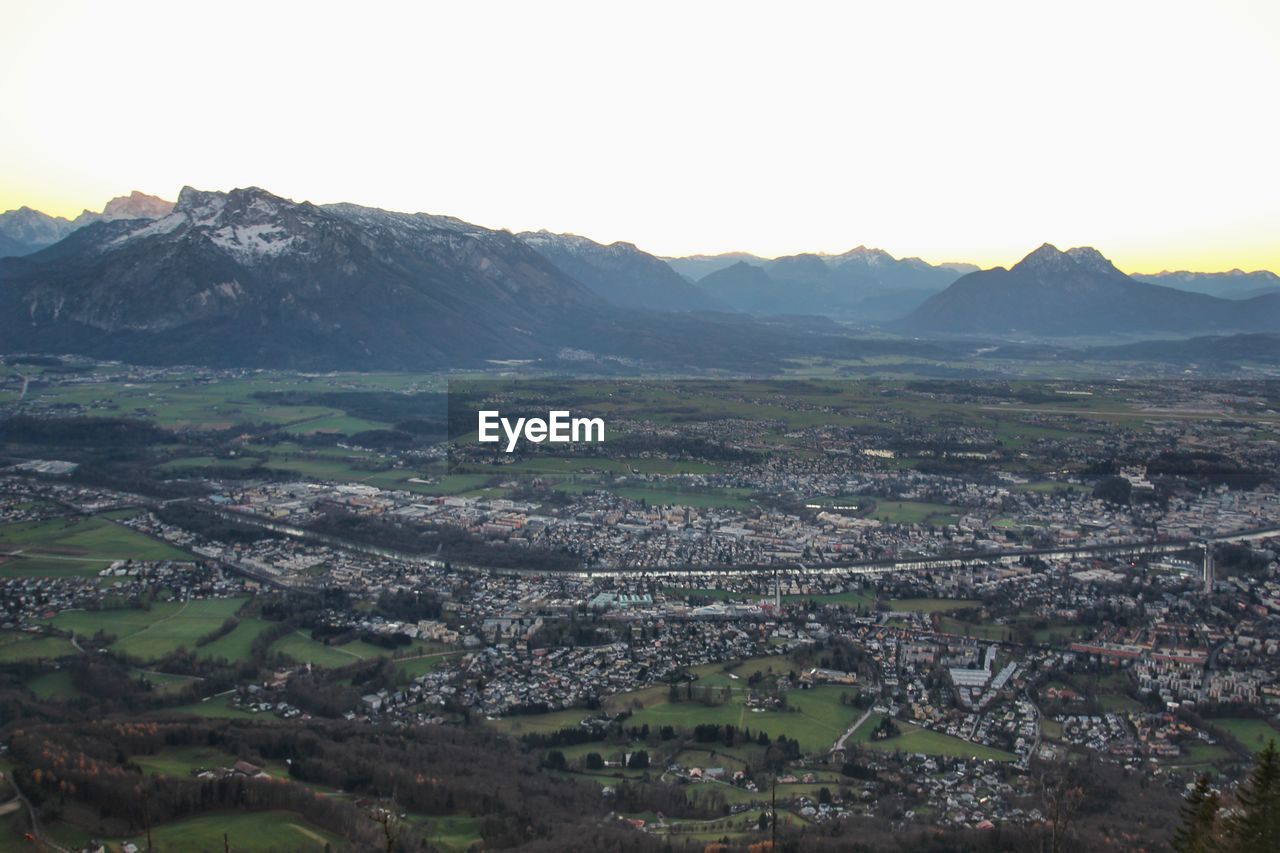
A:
[
  {"xmin": 1224, "ymin": 739, "xmax": 1280, "ymax": 852},
  {"xmin": 1172, "ymin": 774, "xmax": 1220, "ymax": 853}
]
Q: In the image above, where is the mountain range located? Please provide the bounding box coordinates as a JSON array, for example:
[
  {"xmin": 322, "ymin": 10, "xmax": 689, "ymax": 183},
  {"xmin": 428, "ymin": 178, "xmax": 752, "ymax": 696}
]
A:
[
  {"xmin": 1130, "ymin": 269, "xmax": 1280, "ymax": 300},
  {"xmin": 691, "ymin": 248, "xmax": 977, "ymax": 321},
  {"xmin": 0, "ymin": 187, "xmax": 891, "ymax": 371},
  {"xmin": 0, "ymin": 191, "xmax": 173, "ymax": 257},
  {"xmin": 0, "ymin": 187, "xmax": 608, "ymax": 368},
  {"xmin": 516, "ymin": 231, "xmax": 722, "ymax": 312},
  {"xmin": 900, "ymin": 244, "xmax": 1280, "ymax": 336},
  {"xmin": 3, "ymin": 186, "xmax": 1280, "ymax": 369}
]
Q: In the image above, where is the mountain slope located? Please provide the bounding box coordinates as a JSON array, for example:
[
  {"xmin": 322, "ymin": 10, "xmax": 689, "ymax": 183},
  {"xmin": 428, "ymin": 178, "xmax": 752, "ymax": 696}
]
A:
[
  {"xmin": 900, "ymin": 244, "xmax": 1280, "ymax": 336},
  {"xmin": 0, "ymin": 192, "xmax": 174, "ymax": 258},
  {"xmin": 1131, "ymin": 269, "xmax": 1280, "ymax": 300},
  {"xmin": 696, "ymin": 261, "xmax": 792, "ymax": 314},
  {"xmin": 72, "ymin": 190, "xmax": 176, "ymax": 227},
  {"xmin": 692, "ymin": 247, "xmax": 970, "ymax": 320},
  {"xmin": 0, "ymin": 207, "xmax": 79, "ymax": 257},
  {"xmin": 662, "ymin": 252, "xmax": 767, "ymax": 282},
  {"xmin": 517, "ymin": 231, "xmax": 723, "ymax": 311},
  {"xmin": 0, "ymin": 187, "xmax": 605, "ymax": 369}
]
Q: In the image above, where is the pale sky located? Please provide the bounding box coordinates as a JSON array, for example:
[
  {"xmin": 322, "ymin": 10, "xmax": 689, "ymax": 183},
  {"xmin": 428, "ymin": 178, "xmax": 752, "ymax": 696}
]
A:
[{"xmin": 2, "ymin": 0, "xmax": 1278, "ymax": 272}]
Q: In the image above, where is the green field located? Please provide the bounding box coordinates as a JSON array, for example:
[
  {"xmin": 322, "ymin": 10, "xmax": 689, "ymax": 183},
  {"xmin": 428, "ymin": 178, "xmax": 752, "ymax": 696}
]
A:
[
  {"xmin": 407, "ymin": 814, "xmax": 483, "ymax": 852},
  {"xmin": 869, "ymin": 501, "xmax": 962, "ymax": 526},
  {"xmin": 268, "ymin": 629, "xmax": 442, "ymax": 669},
  {"xmin": 52, "ymin": 598, "xmax": 247, "ymax": 661},
  {"xmin": 272, "ymin": 630, "xmax": 372, "ymax": 667},
  {"xmin": 580, "ymin": 685, "xmax": 858, "ymax": 754},
  {"xmin": 0, "ymin": 515, "xmax": 192, "ymax": 579},
  {"xmin": 117, "ymin": 810, "xmax": 348, "ymax": 852},
  {"xmin": 26, "ymin": 668, "xmax": 85, "ymax": 700},
  {"xmin": 0, "ymin": 554, "xmax": 116, "ymax": 578},
  {"xmin": 1208, "ymin": 718, "xmax": 1280, "ymax": 755},
  {"xmin": 196, "ymin": 617, "xmax": 276, "ymax": 662},
  {"xmin": 0, "ymin": 632, "xmax": 77, "ymax": 662},
  {"xmin": 853, "ymin": 714, "xmax": 1015, "ymax": 761}
]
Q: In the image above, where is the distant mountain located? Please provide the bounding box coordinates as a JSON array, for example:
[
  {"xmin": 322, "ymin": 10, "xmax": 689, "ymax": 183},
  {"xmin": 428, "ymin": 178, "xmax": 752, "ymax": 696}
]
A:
[
  {"xmin": 0, "ymin": 207, "xmax": 78, "ymax": 257},
  {"xmin": 0, "ymin": 192, "xmax": 173, "ymax": 258},
  {"xmin": 0, "ymin": 186, "xmax": 605, "ymax": 369},
  {"xmin": 662, "ymin": 252, "xmax": 766, "ymax": 282},
  {"xmin": 697, "ymin": 261, "xmax": 790, "ymax": 313},
  {"xmin": 74, "ymin": 190, "xmax": 175, "ymax": 227},
  {"xmin": 901, "ymin": 244, "xmax": 1280, "ymax": 336},
  {"xmin": 1132, "ymin": 269, "xmax": 1280, "ymax": 300},
  {"xmin": 693, "ymin": 247, "xmax": 972, "ymax": 321},
  {"xmin": 518, "ymin": 231, "xmax": 723, "ymax": 311}
]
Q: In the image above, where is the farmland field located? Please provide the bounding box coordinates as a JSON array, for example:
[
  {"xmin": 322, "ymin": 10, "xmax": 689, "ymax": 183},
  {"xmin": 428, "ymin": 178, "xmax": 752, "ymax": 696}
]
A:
[
  {"xmin": 196, "ymin": 617, "xmax": 276, "ymax": 662},
  {"xmin": 0, "ymin": 515, "xmax": 192, "ymax": 579},
  {"xmin": 117, "ymin": 810, "xmax": 347, "ymax": 852},
  {"xmin": 0, "ymin": 632, "xmax": 77, "ymax": 662},
  {"xmin": 1208, "ymin": 718, "xmax": 1280, "ymax": 754},
  {"xmin": 52, "ymin": 598, "xmax": 247, "ymax": 660}
]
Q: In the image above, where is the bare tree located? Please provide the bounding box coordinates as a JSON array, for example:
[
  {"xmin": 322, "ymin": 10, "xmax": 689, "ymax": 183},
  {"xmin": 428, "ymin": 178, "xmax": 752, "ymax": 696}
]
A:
[{"xmin": 1040, "ymin": 770, "xmax": 1086, "ymax": 853}]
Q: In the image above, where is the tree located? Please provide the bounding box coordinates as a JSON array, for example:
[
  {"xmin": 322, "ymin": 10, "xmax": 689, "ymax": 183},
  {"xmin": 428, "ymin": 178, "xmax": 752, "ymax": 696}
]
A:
[
  {"xmin": 1223, "ymin": 739, "xmax": 1280, "ymax": 852},
  {"xmin": 585, "ymin": 752, "xmax": 604, "ymax": 771},
  {"xmin": 1171, "ymin": 774, "xmax": 1220, "ymax": 853},
  {"xmin": 817, "ymin": 787, "xmax": 831, "ymax": 805},
  {"xmin": 757, "ymin": 811, "xmax": 770, "ymax": 831},
  {"xmin": 544, "ymin": 750, "xmax": 567, "ymax": 771},
  {"xmin": 628, "ymin": 750, "xmax": 649, "ymax": 770},
  {"xmin": 1040, "ymin": 770, "xmax": 1086, "ymax": 853}
]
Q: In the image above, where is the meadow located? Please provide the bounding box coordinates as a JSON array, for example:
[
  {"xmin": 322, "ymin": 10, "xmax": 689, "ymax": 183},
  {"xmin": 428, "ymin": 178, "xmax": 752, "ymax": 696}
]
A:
[
  {"xmin": 0, "ymin": 514, "xmax": 193, "ymax": 579},
  {"xmin": 851, "ymin": 714, "xmax": 1015, "ymax": 762},
  {"xmin": 117, "ymin": 810, "xmax": 347, "ymax": 852},
  {"xmin": 1208, "ymin": 717, "xmax": 1280, "ymax": 754},
  {"xmin": 0, "ymin": 631, "xmax": 78, "ymax": 662},
  {"xmin": 51, "ymin": 598, "xmax": 247, "ymax": 660}
]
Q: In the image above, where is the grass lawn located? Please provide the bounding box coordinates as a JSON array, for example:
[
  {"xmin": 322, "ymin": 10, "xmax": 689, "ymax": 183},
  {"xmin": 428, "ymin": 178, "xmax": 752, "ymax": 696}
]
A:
[
  {"xmin": 853, "ymin": 714, "xmax": 1015, "ymax": 762},
  {"xmin": 136, "ymin": 669, "xmax": 202, "ymax": 696},
  {"xmin": 132, "ymin": 745, "xmax": 248, "ymax": 777},
  {"xmin": 0, "ymin": 515, "xmax": 192, "ymax": 579},
  {"xmin": 52, "ymin": 598, "xmax": 247, "ymax": 661},
  {"xmin": 1208, "ymin": 718, "xmax": 1280, "ymax": 755},
  {"xmin": 610, "ymin": 685, "xmax": 861, "ymax": 754},
  {"xmin": 270, "ymin": 630, "xmax": 444, "ymax": 669},
  {"xmin": 939, "ymin": 616, "xmax": 1009, "ymax": 641},
  {"xmin": 271, "ymin": 630, "xmax": 370, "ymax": 667},
  {"xmin": 869, "ymin": 501, "xmax": 960, "ymax": 526},
  {"xmin": 785, "ymin": 589, "xmax": 876, "ymax": 609},
  {"xmin": 26, "ymin": 668, "xmax": 85, "ymax": 700},
  {"xmin": 1166, "ymin": 743, "xmax": 1233, "ymax": 766},
  {"xmin": 0, "ymin": 554, "xmax": 115, "ymax": 578},
  {"xmin": 0, "ymin": 632, "xmax": 78, "ymax": 662},
  {"xmin": 406, "ymin": 814, "xmax": 483, "ymax": 853},
  {"xmin": 118, "ymin": 810, "xmax": 348, "ymax": 852},
  {"xmin": 196, "ymin": 617, "xmax": 276, "ymax": 662}
]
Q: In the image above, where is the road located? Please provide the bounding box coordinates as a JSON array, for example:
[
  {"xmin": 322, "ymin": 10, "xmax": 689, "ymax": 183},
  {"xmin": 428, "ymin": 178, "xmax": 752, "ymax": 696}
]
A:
[{"xmin": 831, "ymin": 707, "xmax": 875, "ymax": 753}]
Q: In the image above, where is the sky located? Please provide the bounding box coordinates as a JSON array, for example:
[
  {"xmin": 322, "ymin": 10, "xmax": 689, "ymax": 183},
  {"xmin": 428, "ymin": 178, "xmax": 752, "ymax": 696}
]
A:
[{"xmin": 2, "ymin": 0, "xmax": 1277, "ymax": 272}]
